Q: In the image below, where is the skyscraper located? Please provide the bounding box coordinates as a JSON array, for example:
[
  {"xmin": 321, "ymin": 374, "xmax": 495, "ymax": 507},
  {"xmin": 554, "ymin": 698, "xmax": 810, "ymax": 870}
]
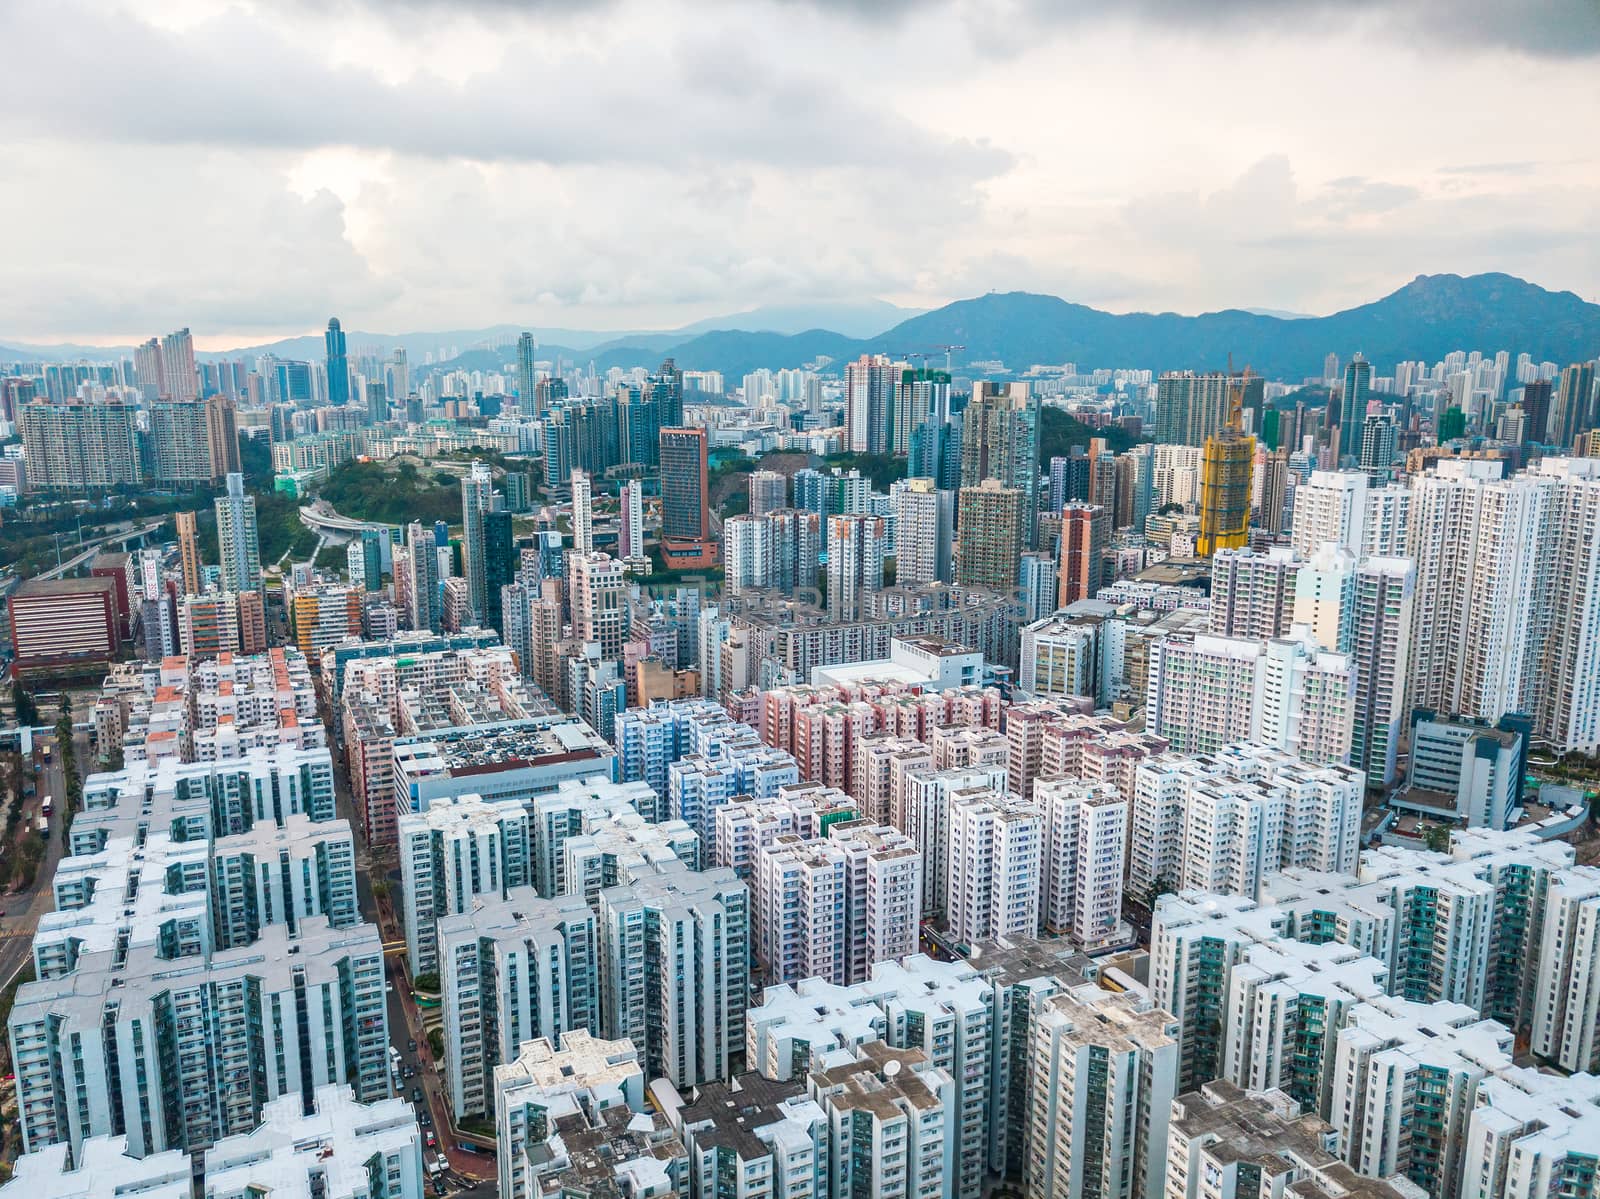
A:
[
  {"xmin": 619, "ymin": 479, "xmax": 644, "ymax": 559},
  {"xmin": 1339, "ymin": 352, "xmax": 1373, "ymax": 451},
  {"xmin": 134, "ymin": 337, "xmax": 164, "ymax": 400},
  {"xmin": 516, "ymin": 332, "xmax": 538, "ymax": 417},
  {"xmin": 569, "ymin": 552, "xmax": 627, "ymax": 662},
  {"xmin": 484, "ymin": 510, "xmax": 515, "ymax": 634},
  {"xmin": 175, "ymin": 510, "xmax": 202, "ymax": 597},
  {"xmin": 1349, "ymin": 556, "xmax": 1416, "ymax": 788},
  {"xmin": 1056, "ymin": 502, "xmax": 1109, "ymax": 607},
  {"xmin": 460, "ymin": 460, "xmax": 496, "ymax": 627},
  {"xmin": 324, "ymin": 318, "xmax": 349, "ymax": 409},
  {"xmin": 215, "ymin": 473, "xmax": 261, "ymax": 593},
  {"xmin": 893, "ymin": 369, "xmax": 950, "ymax": 457},
  {"xmin": 955, "ymin": 479, "xmax": 1025, "ymax": 592},
  {"xmin": 747, "ymin": 469, "xmax": 787, "ymax": 517},
  {"xmin": 844, "ymin": 354, "xmax": 894, "ymax": 454},
  {"xmin": 651, "ymin": 358, "xmax": 684, "ymax": 429},
  {"xmin": 1154, "ymin": 371, "xmax": 1234, "ymax": 447},
  {"xmin": 1521, "ymin": 379, "xmax": 1553, "ymax": 444},
  {"xmin": 659, "ymin": 426, "xmax": 715, "ymax": 568},
  {"xmin": 1196, "ymin": 429, "xmax": 1255, "ymax": 557},
  {"xmin": 1549, "ymin": 362, "xmax": 1597, "ymax": 447},
  {"xmin": 160, "ymin": 327, "xmax": 198, "ymax": 401},
  {"xmin": 17, "ymin": 399, "xmax": 143, "ymax": 489},
  {"xmin": 406, "ymin": 521, "xmax": 440, "ymax": 632},
  {"xmin": 571, "ymin": 469, "xmax": 594, "ymax": 556},
  {"xmin": 826, "ymin": 513, "xmax": 885, "ymax": 621},
  {"xmin": 1359, "ymin": 412, "xmax": 1396, "ymax": 480},
  {"xmin": 890, "ymin": 477, "xmax": 954, "ymax": 586},
  {"xmin": 960, "ymin": 381, "xmax": 1040, "ymax": 547}
]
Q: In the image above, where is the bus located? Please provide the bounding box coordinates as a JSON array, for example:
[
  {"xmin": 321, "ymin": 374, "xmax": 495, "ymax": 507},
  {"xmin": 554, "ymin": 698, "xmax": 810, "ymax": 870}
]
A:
[
  {"xmin": 41, "ymin": 743, "xmax": 51, "ymax": 763},
  {"xmin": 41, "ymin": 796, "xmax": 52, "ymax": 817}
]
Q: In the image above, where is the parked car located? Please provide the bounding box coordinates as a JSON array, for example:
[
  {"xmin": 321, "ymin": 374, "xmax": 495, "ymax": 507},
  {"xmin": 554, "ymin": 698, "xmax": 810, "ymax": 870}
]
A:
[
  {"xmin": 425, "ymin": 1130, "xmax": 437, "ymax": 1148},
  {"xmin": 411, "ymin": 1088, "xmax": 423, "ymax": 1105}
]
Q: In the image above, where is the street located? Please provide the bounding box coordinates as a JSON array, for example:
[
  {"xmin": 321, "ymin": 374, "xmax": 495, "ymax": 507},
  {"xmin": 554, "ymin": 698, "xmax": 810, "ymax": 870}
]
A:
[
  {"xmin": 0, "ymin": 728, "xmax": 76, "ymax": 991},
  {"xmin": 332, "ymin": 727, "xmax": 493, "ymax": 1189}
]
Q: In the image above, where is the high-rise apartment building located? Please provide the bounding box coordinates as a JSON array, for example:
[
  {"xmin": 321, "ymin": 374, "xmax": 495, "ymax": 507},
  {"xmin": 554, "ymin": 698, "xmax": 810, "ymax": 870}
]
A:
[
  {"xmin": 214, "ymin": 472, "xmax": 261, "ymax": 593},
  {"xmin": 1349, "ymin": 556, "xmax": 1416, "ymax": 787},
  {"xmin": 571, "ymin": 468, "xmax": 594, "ymax": 555},
  {"xmin": 826, "ymin": 513, "xmax": 885, "ymax": 621},
  {"xmin": 947, "ymin": 789, "xmax": 1041, "ymax": 945},
  {"xmin": 1025, "ymin": 986, "xmax": 1179, "ymax": 1199},
  {"xmin": 1290, "ymin": 469, "xmax": 1369, "ymax": 558},
  {"xmin": 175, "ymin": 510, "xmax": 202, "ymax": 596},
  {"xmin": 1549, "ymin": 361, "xmax": 1596, "ymax": 446},
  {"xmin": 895, "ymin": 369, "xmax": 951, "ymax": 458},
  {"xmin": 159, "ymin": 327, "xmax": 198, "ymax": 401},
  {"xmin": 596, "ymin": 860, "xmax": 749, "ymax": 1087},
  {"xmin": 568, "ymin": 551, "xmax": 627, "ymax": 661},
  {"xmin": 516, "ymin": 332, "xmax": 538, "ymax": 416},
  {"xmin": 1037, "ymin": 779, "xmax": 1126, "ymax": 947},
  {"xmin": 1056, "ymin": 502, "xmax": 1108, "ymax": 607},
  {"xmin": 1209, "ymin": 546, "xmax": 1300, "ymax": 640},
  {"xmin": 955, "ymin": 479, "xmax": 1024, "ymax": 592},
  {"xmin": 748, "ymin": 469, "xmax": 787, "ymax": 517},
  {"xmin": 1155, "ymin": 371, "xmax": 1235, "ymax": 447},
  {"xmin": 619, "ymin": 478, "xmax": 645, "ymax": 560},
  {"xmin": 398, "ymin": 793, "xmax": 532, "ymax": 976},
  {"xmin": 844, "ymin": 354, "xmax": 895, "ymax": 454},
  {"xmin": 960, "ymin": 381, "xmax": 1039, "ymax": 546},
  {"xmin": 890, "ymin": 478, "xmax": 954, "ymax": 586},
  {"xmin": 460, "ymin": 459, "xmax": 496, "ymax": 627},
  {"xmin": 18, "ymin": 399, "xmax": 143, "ymax": 489},
  {"xmin": 437, "ymin": 889, "xmax": 598, "ymax": 1117}
]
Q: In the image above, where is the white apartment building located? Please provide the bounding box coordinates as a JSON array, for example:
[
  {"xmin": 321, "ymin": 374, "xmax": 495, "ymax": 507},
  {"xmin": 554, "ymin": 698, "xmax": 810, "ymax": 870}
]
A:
[
  {"xmin": 1037, "ymin": 779, "xmax": 1127, "ymax": 948},
  {"xmin": 1165, "ymin": 1080, "xmax": 1420, "ymax": 1199},
  {"xmin": 809, "ymin": 1042, "xmax": 955, "ymax": 1199},
  {"xmin": 1025, "ymin": 985, "xmax": 1179, "ymax": 1199},
  {"xmin": 438, "ymin": 889, "xmax": 599, "ymax": 1118},
  {"xmin": 1209, "ymin": 546, "xmax": 1301, "ymax": 641},
  {"xmin": 494, "ymin": 1031, "xmax": 670, "ymax": 1199},
  {"xmin": 890, "ymin": 477, "xmax": 955, "ymax": 585},
  {"xmin": 0, "ymin": 1137, "xmax": 189, "ymax": 1199},
  {"xmin": 1221, "ymin": 939, "xmax": 1389, "ymax": 1116},
  {"xmin": 11, "ymin": 920, "xmax": 389, "ymax": 1160},
  {"xmin": 529, "ymin": 774, "xmax": 662, "ymax": 896},
  {"xmin": 1146, "ymin": 629, "xmax": 1355, "ymax": 766},
  {"xmin": 898, "ymin": 766, "xmax": 1007, "ymax": 920},
  {"xmin": 947, "ymin": 789, "xmax": 1041, "ymax": 946},
  {"xmin": 1330, "ymin": 996, "xmax": 1512, "ymax": 1199},
  {"xmin": 1290, "ymin": 469, "xmax": 1368, "ymax": 558},
  {"xmin": 677, "ymin": 1073, "xmax": 829, "ymax": 1199},
  {"xmin": 398, "ymin": 792, "xmax": 532, "ymax": 976},
  {"xmin": 1019, "ymin": 615, "xmax": 1098, "ymax": 699},
  {"xmin": 1292, "ymin": 542, "xmax": 1356, "ymax": 652},
  {"xmin": 597, "ymin": 860, "xmax": 750, "ymax": 1087},
  {"xmin": 204, "ymin": 1085, "xmax": 424, "ymax": 1199},
  {"xmin": 1461, "ymin": 1069, "xmax": 1600, "ymax": 1199},
  {"xmin": 712, "ymin": 783, "xmax": 857, "ymax": 882},
  {"xmin": 561, "ymin": 809, "xmax": 699, "ymax": 908},
  {"xmin": 1130, "ymin": 746, "xmax": 1363, "ymax": 902}
]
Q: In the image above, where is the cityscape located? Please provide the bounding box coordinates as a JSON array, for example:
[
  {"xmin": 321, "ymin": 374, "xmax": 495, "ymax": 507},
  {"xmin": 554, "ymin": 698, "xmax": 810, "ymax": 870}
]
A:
[{"xmin": 2, "ymin": 3, "xmax": 1600, "ymax": 1199}]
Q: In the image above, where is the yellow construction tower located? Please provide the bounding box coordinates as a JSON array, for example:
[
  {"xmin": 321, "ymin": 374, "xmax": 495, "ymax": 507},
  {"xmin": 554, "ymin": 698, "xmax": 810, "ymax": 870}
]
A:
[{"xmin": 1196, "ymin": 365, "xmax": 1256, "ymax": 557}]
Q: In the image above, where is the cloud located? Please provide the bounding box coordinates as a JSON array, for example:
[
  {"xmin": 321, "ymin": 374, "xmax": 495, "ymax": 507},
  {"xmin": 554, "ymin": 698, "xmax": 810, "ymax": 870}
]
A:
[{"xmin": 0, "ymin": 1, "xmax": 1010, "ymax": 178}]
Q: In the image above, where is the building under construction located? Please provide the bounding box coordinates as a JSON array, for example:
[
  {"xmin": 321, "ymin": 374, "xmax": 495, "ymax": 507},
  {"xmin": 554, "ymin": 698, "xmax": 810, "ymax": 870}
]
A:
[{"xmin": 1196, "ymin": 368, "xmax": 1257, "ymax": 557}]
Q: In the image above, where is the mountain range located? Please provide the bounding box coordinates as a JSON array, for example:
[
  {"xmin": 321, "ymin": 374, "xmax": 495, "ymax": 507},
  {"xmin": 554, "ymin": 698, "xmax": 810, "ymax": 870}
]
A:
[{"xmin": 4, "ymin": 275, "xmax": 1596, "ymax": 383}]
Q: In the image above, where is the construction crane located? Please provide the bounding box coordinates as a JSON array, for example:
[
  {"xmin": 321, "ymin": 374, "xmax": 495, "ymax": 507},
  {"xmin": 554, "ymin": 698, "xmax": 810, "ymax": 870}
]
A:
[{"xmin": 938, "ymin": 344, "xmax": 965, "ymax": 372}]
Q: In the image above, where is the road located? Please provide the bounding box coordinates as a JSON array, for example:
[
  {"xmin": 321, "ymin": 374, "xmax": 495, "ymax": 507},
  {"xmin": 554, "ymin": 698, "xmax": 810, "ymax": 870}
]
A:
[
  {"xmin": 330, "ymin": 724, "xmax": 491, "ymax": 1189},
  {"xmin": 33, "ymin": 518, "xmax": 168, "ymax": 582},
  {"xmin": 0, "ymin": 728, "xmax": 77, "ymax": 990}
]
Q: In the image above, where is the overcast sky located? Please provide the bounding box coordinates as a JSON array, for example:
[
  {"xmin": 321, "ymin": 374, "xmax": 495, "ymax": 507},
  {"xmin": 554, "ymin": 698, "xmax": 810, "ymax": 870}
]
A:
[{"xmin": 1, "ymin": 0, "xmax": 1596, "ymax": 348}]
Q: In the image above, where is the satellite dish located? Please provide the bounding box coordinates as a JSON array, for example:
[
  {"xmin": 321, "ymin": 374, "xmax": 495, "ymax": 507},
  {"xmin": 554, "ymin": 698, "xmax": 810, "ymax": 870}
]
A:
[{"xmin": 883, "ymin": 1059, "xmax": 901, "ymax": 1077}]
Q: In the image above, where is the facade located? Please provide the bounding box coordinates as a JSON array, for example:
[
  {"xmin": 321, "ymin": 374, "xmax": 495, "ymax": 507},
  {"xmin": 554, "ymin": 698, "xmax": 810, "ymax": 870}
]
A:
[
  {"xmin": 826, "ymin": 513, "xmax": 885, "ymax": 621},
  {"xmin": 956, "ymin": 479, "xmax": 1025, "ymax": 592},
  {"xmin": 17, "ymin": 398, "xmax": 143, "ymax": 489},
  {"xmin": 1208, "ymin": 546, "xmax": 1300, "ymax": 641},
  {"xmin": 1056, "ymin": 502, "xmax": 1109, "ymax": 607},
  {"xmin": 660, "ymin": 426, "xmax": 715, "ymax": 565},
  {"xmin": 438, "ymin": 889, "xmax": 599, "ymax": 1118},
  {"xmin": 398, "ymin": 793, "xmax": 532, "ymax": 975},
  {"xmin": 1025, "ymin": 986, "xmax": 1179, "ymax": 1199},
  {"xmin": 204, "ymin": 1085, "xmax": 423, "ymax": 1199},
  {"xmin": 947, "ymin": 789, "xmax": 1041, "ymax": 946},
  {"xmin": 960, "ymin": 381, "xmax": 1039, "ymax": 547},
  {"xmin": 8, "ymin": 577, "xmax": 118, "ymax": 679},
  {"xmin": 891, "ymin": 477, "xmax": 954, "ymax": 586},
  {"xmin": 215, "ymin": 472, "xmax": 262, "ymax": 593},
  {"xmin": 1037, "ymin": 779, "xmax": 1127, "ymax": 947}
]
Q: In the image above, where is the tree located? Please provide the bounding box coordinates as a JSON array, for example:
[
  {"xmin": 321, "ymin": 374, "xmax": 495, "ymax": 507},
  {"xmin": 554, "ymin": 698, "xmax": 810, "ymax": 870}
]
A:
[
  {"xmin": 1423, "ymin": 825, "xmax": 1452, "ymax": 854},
  {"xmin": 11, "ymin": 683, "xmax": 37, "ymax": 728}
]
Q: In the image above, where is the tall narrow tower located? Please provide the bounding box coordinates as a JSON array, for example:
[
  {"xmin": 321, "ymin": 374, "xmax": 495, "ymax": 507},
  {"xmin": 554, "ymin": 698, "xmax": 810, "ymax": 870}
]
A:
[{"xmin": 1196, "ymin": 367, "xmax": 1256, "ymax": 558}]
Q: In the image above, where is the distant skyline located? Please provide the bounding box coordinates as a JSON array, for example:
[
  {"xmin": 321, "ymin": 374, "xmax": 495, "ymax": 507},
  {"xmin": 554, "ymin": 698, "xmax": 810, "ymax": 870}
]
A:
[{"xmin": 1, "ymin": 0, "xmax": 1596, "ymax": 346}]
